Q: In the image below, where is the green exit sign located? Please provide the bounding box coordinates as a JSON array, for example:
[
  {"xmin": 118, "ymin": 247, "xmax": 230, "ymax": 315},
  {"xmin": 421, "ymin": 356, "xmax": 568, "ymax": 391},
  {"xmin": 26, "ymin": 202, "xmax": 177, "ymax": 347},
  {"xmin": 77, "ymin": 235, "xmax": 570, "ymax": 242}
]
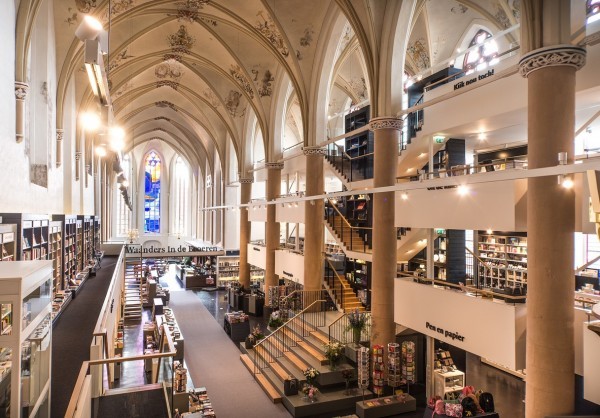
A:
[
  {"xmin": 435, "ymin": 229, "xmax": 445, "ymax": 235},
  {"xmin": 433, "ymin": 136, "xmax": 445, "ymax": 144}
]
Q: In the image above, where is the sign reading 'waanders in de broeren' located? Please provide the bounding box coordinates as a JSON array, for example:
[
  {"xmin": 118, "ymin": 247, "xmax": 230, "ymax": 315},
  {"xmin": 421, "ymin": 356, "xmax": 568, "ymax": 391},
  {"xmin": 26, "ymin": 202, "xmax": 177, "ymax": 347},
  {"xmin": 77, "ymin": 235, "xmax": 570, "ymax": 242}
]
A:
[{"xmin": 125, "ymin": 245, "xmax": 220, "ymax": 254}]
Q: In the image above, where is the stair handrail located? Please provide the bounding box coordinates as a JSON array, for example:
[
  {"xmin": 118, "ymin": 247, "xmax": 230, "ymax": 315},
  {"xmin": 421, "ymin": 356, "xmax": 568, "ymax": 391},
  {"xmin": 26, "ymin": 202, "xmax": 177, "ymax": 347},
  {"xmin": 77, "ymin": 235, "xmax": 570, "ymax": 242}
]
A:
[
  {"xmin": 279, "ymin": 289, "xmax": 327, "ymax": 316},
  {"xmin": 324, "ymin": 257, "xmax": 350, "ymax": 312},
  {"xmin": 324, "ymin": 258, "xmax": 350, "ymax": 289},
  {"xmin": 253, "ymin": 298, "xmax": 326, "ymax": 376},
  {"xmin": 328, "ymin": 311, "xmax": 372, "ymax": 346},
  {"xmin": 326, "ymin": 198, "xmax": 373, "ymax": 231},
  {"xmin": 466, "ymin": 247, "xmax": 493, "ymax": 289}
]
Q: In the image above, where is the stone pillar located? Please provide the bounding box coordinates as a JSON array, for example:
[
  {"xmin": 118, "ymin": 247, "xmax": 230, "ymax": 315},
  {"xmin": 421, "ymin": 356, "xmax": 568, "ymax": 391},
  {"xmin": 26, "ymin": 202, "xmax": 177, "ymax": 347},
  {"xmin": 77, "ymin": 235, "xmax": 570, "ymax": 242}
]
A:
[
  {"xmin": 15, "ymin": 82, "xmax": 28, "ymax": 143},
  {"xmin": 519, "ymin": 45, "xmax": 586, "ymax": 418},
  {"xmin": 369, "ymin": 117, "xmax": 401, "ymax": 347},
  {"xmin": 75, "ymin": 151, "xmax": 82, "ymax": 181},
  {"xmin": 56, "ymin": 129, "xmax": 64, "ymax": 168},
  {"xmin": 303, "ymin": 146, "xmax": 326, "ymax": 291},
  {"xmin": 265, "ymin": 162, "xmax": 283, "ymax": 306},
  {"xmin": 239, "ymin": 176, "xmax": 253, "ymax": 290}
]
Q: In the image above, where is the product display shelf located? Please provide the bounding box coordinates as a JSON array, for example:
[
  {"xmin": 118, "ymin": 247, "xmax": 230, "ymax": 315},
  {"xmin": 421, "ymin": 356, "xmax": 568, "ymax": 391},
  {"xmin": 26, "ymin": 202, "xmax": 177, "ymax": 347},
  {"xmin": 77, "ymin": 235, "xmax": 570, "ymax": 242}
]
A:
[
  {"xmin": 346, "ymin": 258, "xmax": 371, "ymax": 307},
  {"xmin": 0, "ymin": 214, "xmax": 51, "ymax": 262},
  {"xmin": 358, "ymin": 346, "xmax": 370, "ymax": 390},
  {"xmin": 0, "ymin": 260, "xmax": 53, "ymax": 418},
  {"xmin": 75, "ymin": 220, "xmax": 83, "ymax": 272},
  {"xmin": 372, "ymin": 344, "xmax": 385, "ymax": 396},
  {"xmin": 477, "ymin": 232, "xmax": 528, "ymax": 289},
  {"xmin": 387, "ymin": 343, "xmax": 401, "ymax": 389},
  {"xmin": 0, "ymin": 224, "xmax": 17, "ymax": 262},
  {"xmin": 401, "ymin": 341, "xmax": 416, "ymax": 384},
  {"xmin": 433, "ymin": 369, "xmax": 465, "ymax": 400},
  {"xmin": 216, "ymin": 255, "xmax": 265, "ymax": 288},
  {"xmin": 48, "ymin": 221, "xmax": 63, "ymax": 293},
  {"xmin": 155, "ymin": 307, "xmax": 184, "ymax": 361},
  {"xmin": 79, "ymin": 216, "xmax": 94, "ymax": 273},
  {"xmin": 51, "ymin": 290, "xmax": 72, "ymax": 324},
  {"xmin": 62, "ymin": 216, "xmax": 78, "ymax": 286}
]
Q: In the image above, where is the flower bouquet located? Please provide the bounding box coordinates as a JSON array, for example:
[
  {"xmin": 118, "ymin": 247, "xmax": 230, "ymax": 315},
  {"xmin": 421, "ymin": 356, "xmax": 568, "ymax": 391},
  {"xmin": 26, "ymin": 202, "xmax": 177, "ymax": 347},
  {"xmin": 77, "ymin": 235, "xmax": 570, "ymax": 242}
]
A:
[
  {"xmin": 303, "ymin": 367, "xmax": 320, "ymax": 385},
  {"xmin": 301, "ymin": 384, "xmax": 320, "ymax": 403},
  {"xmin": 245, "ymin": 324, "xmax": 265, "ymax": 348},
  {"xmin": 323, "ymin": 341, "xmax": 345, "ymax": 370},
  {"xmin": 346, "ymin": 309, "xmax": 367, "ymax": 346},
  {"xmin": 341, "ymin": 369, "xmax": 354, "ymax": 395},
  {"xmin": 268, "ymin": 310, "xmax": 285, "ymax": 329}
]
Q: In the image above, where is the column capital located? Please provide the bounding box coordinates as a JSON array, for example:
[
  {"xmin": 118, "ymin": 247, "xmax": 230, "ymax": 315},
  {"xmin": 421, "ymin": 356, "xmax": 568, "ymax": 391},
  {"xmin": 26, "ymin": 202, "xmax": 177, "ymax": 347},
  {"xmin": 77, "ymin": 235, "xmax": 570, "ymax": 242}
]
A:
[
  {"xmin": 75, "ymin": 151, "xmax": 82, "ymax": 160},
  {"xmin": 519, "ymin": 44, "xmax": 586, "ymax": 78},
  {"xmin": 238, "ymin": 177, "xmax": 254, "ymax": 184},
  {"xmin": 302, "ymin": 146, "xmax": 327, "ymax": 156},
  {"xmin": 369, "ymin": 117, "xmax": 403, "ymax": 132},
  {"xmin": 56, "ymin": 129, "xmax": 64, "ymax": 142},
  {"xmin": 15, "ymin": 82, "xmax": 29, "ymax": 100},
  {"xmin": 265, "ymin": 161, "xmax": 284, "ymax": 170}
]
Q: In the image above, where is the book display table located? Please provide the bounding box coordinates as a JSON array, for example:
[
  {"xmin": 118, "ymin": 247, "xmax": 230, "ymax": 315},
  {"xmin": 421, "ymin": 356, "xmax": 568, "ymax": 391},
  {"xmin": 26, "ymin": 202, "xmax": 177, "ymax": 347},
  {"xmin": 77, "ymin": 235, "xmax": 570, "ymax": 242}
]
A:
[
  {"xmin": 356, "ymin": 394, "xmax": 416, "ymax": 418},
  {"xmin": 223, "ymin": 311, "xmax": 250, "ymax": 343}
]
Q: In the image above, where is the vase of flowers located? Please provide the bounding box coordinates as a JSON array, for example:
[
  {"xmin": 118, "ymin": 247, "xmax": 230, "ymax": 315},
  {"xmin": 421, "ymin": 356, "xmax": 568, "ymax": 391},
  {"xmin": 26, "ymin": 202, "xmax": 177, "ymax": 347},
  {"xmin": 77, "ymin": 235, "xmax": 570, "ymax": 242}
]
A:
[
  {"xmin": 301, "ymin": 384, "xmax": 319, "ymax": 403},
  {"xmin": 268, "ymin": 310, "xmax": 284, "ymax": 331},
  {"xmin": 341, "ymin": 369, "xmax": 354, "ymax": 395},
  {"xmin": 323, "ymin": 341, "xmax": 345, "ymax": 370},
  {"xmin": 245, "ymin": 324, "xmax": 265, "ymax": 348},
  {"xmin": 346, "ymin": 309, "xmax": 367, "ymax": 346},
  {"xmin": 303, "ymin": 367, "xmax": 320, "ymax": 386}
]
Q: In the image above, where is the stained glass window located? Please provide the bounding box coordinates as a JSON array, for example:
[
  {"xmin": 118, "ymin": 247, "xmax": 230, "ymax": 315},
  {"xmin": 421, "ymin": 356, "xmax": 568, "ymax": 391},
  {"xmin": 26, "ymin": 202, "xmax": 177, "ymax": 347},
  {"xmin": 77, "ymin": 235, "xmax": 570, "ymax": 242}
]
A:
[
  {"xmin": 144, "ymin": 151, "xmax": 161, "ymax": 233},
  {"xmin": 588, "ymin": 0, "xmax": 600, "ymax": 24},
  {"xmin": 463, "ymin": 30, "xmax": 498, "ymax": 75}
]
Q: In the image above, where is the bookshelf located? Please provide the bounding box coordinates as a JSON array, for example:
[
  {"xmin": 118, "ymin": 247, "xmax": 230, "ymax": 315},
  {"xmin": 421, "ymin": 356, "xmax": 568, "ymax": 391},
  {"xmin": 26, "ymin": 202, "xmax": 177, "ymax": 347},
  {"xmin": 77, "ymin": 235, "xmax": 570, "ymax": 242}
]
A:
[
  {"xmin": 345, "ymin": 258, "xmax": 371, "ymax": 308},
  {"xmin": 344, "ymin": 106, "xmax": 374, "ymax": 179},
  {"xmin": 0, "ymin": 224, "xmax": 17, "ymax": 262},
  {"xmin": 59, "ymin": 215, "xmax": 78, "ymax": 287},
  {"xmin": 216, "ymin": 255, "xmax": 264, "ymax": 288},
  {"xmin": 76, "ymin": 220, "xmax": 83, "ymax": 271},
  {"xmin": 477, "ymin": 231, "xmax": 528, "ymax": 289},
  {"xmin": 0, "ymin": 213, "xmax": 50, "ymax": 261},
  {"xmin": 49, "ymin": 221, "xmax": 63, "ymax": 292},
  {"xmin": 79, "ymin": 215, "xmax": 94, "ymax": 271}
]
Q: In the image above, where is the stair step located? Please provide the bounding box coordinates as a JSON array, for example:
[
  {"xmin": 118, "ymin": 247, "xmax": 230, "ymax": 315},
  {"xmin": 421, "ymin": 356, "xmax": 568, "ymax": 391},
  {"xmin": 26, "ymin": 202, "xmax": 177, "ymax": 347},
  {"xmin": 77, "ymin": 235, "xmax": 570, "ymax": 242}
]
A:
[
  {"xmin": 270, "ymin": 361, "xmax": 291, "ymax": 382},
  {"xmin": 282, "ymin": 350, "xmax": 310, "ymax": 374},
  {"xmin": 310, "ymin": 330, "xmax": 329, "ymax": 345},
  {"xmin": 254, "ymin": 373, "xmax": 283, "ymax": 403},
  {"xmin": 240, "ymin": 353, "xmax": 256, "ymax": 374},
  {"xmin": 296, "ymin": 341, "xmax": 328, "ymax": 365}
]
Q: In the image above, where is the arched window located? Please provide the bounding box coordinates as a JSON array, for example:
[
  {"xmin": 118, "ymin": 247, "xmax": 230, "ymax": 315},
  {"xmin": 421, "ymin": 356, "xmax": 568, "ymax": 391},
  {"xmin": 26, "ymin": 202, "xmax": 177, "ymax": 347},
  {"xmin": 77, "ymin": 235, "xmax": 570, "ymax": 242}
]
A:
[
  {"xmin": 116, "ymin": 155, "xmax": 131, "ymax": 236},
  {"xmin": 463, "ymin": 30, "xmax": 498, "ymax": 75},
  {"xmin": 144, "ymin": 151, "xmax": 161, "ymax": 233},
  {"xmin": 588, "ymin": 0, "xmax": 600, "ymax": 24},
  {"xmin": 172, "ymin": 156, "xmax": 189, "ymax": 235}
]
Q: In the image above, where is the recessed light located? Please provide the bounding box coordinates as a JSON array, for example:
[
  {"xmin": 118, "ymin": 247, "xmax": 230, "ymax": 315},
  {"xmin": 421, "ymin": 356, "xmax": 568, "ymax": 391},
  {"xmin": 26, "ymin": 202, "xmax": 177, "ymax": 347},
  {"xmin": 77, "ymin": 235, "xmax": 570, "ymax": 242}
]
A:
[{"xmin": 457, "ymin": 185, "xmax": 469, "ymax": 196}]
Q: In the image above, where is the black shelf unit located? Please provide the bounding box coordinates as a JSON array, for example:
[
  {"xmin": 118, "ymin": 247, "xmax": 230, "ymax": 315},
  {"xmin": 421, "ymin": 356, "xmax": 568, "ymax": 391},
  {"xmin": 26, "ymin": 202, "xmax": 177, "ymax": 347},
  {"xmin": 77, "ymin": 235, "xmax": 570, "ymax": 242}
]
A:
[
  {"xmin": 408, "ymin": 229, "xmax": 466, "ymax": 284},
  {"xmin": 344, "ymin": 257, "xmax": 371, "ymax": 308},
  {"xmin": 0, "ymin": 213, "xmax": 50, "ymax": 261},
  {"xmin": 78, "ymin": 215, "xmax": 94, "ymax": 272},
  {"xmin": 345, "ymin": 106, "xmax": 374, "ymax": 180},
  {"xmin": 52, "ymin": 214, "xmax": 78, "ymax": 287}
]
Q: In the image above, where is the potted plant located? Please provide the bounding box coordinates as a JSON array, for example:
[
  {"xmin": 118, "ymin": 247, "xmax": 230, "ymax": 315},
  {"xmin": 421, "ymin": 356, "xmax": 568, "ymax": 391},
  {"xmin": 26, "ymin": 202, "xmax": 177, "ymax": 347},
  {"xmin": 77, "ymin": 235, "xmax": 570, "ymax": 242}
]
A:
[
  {"xmin": 346, "ymin": 309, "xmax": 367, "ymax": 346},
  {"xmin": 323, "ymin": 341, "xmax": 345, "ymax": 370},
  {"xmin": 268, "ymin": 310, "xmax": 285, "ymax": 330}
]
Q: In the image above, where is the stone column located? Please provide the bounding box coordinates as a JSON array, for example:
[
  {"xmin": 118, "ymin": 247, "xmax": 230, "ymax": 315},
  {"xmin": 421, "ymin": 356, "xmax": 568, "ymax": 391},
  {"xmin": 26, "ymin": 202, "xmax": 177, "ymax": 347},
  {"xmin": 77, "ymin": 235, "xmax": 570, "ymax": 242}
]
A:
[
  {"xmin": 303, "ymin": 146, "xmax": 326, "ymax": 291},
  {"xmin": 15, "ymin": 82, "xmax": 28, "ymax": 143},
  {"xmin": 56, "ymin": 129, "xmax": 64, "ymax": 168},
  {"xmin": 519, "ymin": 45, "xmax": 586, "ymax": 418},
  {"xmin": 265, "ymin": 162, "xmax": 283, "ymax": 306},
  {"xmin": 239, "ymin": 176, "xmax": 253, "ymax": 290},
  {"xmin": 369, "ymin": 117, "xmax": 401, "ymax": 347}
]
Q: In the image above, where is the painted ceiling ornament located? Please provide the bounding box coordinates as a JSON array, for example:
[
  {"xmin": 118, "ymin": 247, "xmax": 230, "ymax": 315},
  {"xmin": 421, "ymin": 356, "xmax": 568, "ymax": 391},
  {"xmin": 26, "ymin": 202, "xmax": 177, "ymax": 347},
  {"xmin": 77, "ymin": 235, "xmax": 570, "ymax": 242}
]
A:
[
  {"xmin": 64, "ymin": 7, "xmax": 78, "ymax": 26},
  {"xmin": 107, "ymin": 48, "xmax": 135, "ymax": 73},
  {"xmin": 174, "ymin": 0, "xmax": 212, "ymax": 24},
  {"xmin": 349, "ymin": 77, "xmax": 368, "ymax": 100},
  {"xmin": 450, "ymin": 4, "xmax": 468, "ymax": 14},
  {"xmin": 224, "ymin": 90, "xmax": 246, "ymax": 118},
  {"xmin": 494, "ymin": 4, "xmax": 511, "ymax": 29},
  {"xmin": 299, "ymin": 25, "xmax": 315, "ymax": 47},
  {"xmin": 156, "ymin": 80, "xmax": 180, "ymax": 90},
  {"xmin": 167, "ymin": 25, "xmax": 196, "ymax": 55},
  {"xmin": 203, "ymin": 89, "xmax": 221, "ymax": 108},
  {"xmin": 154, "ymin": 116, "xmax": 171, "ymax": 122},
  {"xmin": 229, "ymin": 64, "xmax": 255, "ymax": 99},
  {"xmin": 509, "ymin": 0, "xmax": 521, "ymax": 20},
  {"xmin": 115, "ymin": 81, "xmax": 133, "ymax": 97},
  {"xmin": 335, "ymin": 23, "xmax": 354, "ymax": 63},
  {"xmin": 257, "ymin": 69, "xmax": 275, "ymax": 97},
  {"xmin": 75, "ymin": 0, "xmax": 97, "ymax": 13},
  {"xmin": 155, "ymin": 60, "xmax": 184, "ymax": 81},
  {"xmin": 155, "ymin": 101, "xmax": 177, "ymax": 111},
  {"xmin": 255, "ymin": 10, "xmax": 290, "ymax": 58},
  {"xmin": 407, "ymin": 38, "xmax": 430, "ymax": 71}
]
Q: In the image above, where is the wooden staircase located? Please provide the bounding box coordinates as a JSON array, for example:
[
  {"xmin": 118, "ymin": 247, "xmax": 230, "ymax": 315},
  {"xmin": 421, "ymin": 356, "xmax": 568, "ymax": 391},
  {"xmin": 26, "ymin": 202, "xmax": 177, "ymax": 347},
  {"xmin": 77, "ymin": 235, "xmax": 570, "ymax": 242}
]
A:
[
  {"xmin": 123, "ymin": 261, "xmax": 142, "ymax": 321},
  {"xmin": 325, "ymin": 212, "xmax": 371, "ymax": 253}
]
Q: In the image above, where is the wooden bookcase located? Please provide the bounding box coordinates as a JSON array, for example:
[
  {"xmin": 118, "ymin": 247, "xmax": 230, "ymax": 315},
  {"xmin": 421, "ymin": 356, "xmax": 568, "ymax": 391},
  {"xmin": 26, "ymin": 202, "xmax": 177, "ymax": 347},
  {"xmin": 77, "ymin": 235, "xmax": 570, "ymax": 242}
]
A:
[
  {"xmin": 0, "ymin": 214, "xmax": 50, "ymax": 261},
  {"xmin": 48, "ymin": 221, "xmax": 63, "ymax": 292},
  {"xmin": 0, "ymin": 224, "xmax": 17, "ymax": 262},
  {"xmin": 477, "ymin": 231, "xmax": 528, "ymax": 289},
  {"xmin": 345, "ymin": 257, "xmax": 371, "ymax": 308},
  {"xmin": 76, "ymin": 220, "xmax": 83, "ymax": 272},
  {"xmin": 216, "ymin": 255, "xmax": 264, "ymax": 288}
]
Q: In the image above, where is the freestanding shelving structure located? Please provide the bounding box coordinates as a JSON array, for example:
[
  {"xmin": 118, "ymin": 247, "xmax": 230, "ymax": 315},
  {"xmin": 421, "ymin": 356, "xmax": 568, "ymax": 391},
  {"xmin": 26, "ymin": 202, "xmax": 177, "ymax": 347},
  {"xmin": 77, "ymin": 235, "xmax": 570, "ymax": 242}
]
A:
[{"xmin": 0, "ymin": 260, "xmax": 53, "ymax": 418}]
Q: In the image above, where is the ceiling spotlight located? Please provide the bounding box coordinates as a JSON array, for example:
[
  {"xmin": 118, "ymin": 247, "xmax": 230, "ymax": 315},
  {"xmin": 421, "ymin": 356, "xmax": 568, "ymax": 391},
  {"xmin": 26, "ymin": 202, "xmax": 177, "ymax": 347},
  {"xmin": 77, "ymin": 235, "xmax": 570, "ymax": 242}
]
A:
[
  {"xmin": 109, "ymin": 127, "xmax": 126, "ymax": 151},
  {"xmin": 294, "ymin": 202, "xmax": 298, "ymax": 208},
  {"xmin": 81, "ymin": 112, "xmax": 101, "ymax": 131},
  {"xmin": 401, "ymin": 192, "xmax": 409, "ymax": 200},
  {"xmin": 95, "ymin": 145, "xmax": 107, "ymax": 157},
  {"xmin": 560, "ymin": 176, "xmax": 574, "ymax": 189},
  {"xmin": 288, "ymin": 203, "xmax": 292, "ymax": 208},
  {"xmin": 478, "ymin": 132, "xmax": 487, "ymax": 141},
  {"xmin": 75, "ymin": 15, "xmax": 103, "ymax": 41},
  {"xmin": 486, "ymin": 228, "xmax": 493, "ymax": 234},
  {"xmin": 457, "ymin": 185, "xmax": 469, "ymax": 196}
]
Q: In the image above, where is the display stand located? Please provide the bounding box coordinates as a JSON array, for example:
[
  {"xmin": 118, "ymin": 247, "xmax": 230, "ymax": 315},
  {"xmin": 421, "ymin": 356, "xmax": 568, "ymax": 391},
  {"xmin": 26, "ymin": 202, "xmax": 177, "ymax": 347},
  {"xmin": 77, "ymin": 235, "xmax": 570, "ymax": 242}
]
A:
[
  {"xmin": 401, "ymin": 341, "xmax": 416, "ymax": 387},
  {"xmin": 433, "ymin": 370, "xmax": 465, "ymax": 400},
  {"xmin": 387, "ymin": 343, "xmax": 401, "ymax": 393},
  {"xmin": 0, "ymin": 261, "xmax": 53, "ymax": 418},
  {"xmin": 224, "ymin": 311, "xmax": 250, "ymax": 343},
  {"xmin": 356, "ymin": 394, "xmax": 417, "ymax": 418},
  {"xmin": 0, "ymin": 225, "xmax": 17, "ymax": 262},
  {"xmin": 372, "ymin": 345, "xmax": 385, "ymax": 396}
]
